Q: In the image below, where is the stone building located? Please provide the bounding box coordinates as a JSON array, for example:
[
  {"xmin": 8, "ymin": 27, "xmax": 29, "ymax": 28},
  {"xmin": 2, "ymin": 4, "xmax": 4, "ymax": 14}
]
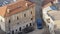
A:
[
  {"xmin": 42, "ymin": 0, "xmax": 60, "ymax": 33},
  {"xmin": 0, "ymin": 0, "xmax": 35, "ymax": 34},
  {"xmin": 42, "ymin": 0, "xmax": 57, "ymax": 34}
]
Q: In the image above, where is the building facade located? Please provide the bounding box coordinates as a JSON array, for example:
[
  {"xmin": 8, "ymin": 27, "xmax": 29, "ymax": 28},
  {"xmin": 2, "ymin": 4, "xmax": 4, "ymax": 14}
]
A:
[
  {"xmin": 0, "ymin": 0, "xmax": 35, "ymax": 34},
  {"xmin": 42, "ymin": 0, "xmax": 57, "ymax": 34},
  {"xmin": 42, "ymin": 0, "xmax": 60, "ymax": 34}
]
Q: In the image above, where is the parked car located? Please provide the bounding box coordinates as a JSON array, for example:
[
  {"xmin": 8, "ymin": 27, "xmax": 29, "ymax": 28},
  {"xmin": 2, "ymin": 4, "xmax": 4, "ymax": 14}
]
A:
[
  {"xmin": 22, "ymin": 26, "xmax": 34, "ymax": 33},
  {"xmin": 36, "ymin": 18, "xmax": 43, "ymax": 29}
]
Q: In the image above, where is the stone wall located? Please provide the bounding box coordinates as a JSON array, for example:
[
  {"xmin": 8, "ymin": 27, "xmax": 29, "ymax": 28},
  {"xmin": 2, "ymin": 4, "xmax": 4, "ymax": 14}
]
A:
[{"xmin": 5, "ymin": 6, "xmax": 35, "ymax": 33}]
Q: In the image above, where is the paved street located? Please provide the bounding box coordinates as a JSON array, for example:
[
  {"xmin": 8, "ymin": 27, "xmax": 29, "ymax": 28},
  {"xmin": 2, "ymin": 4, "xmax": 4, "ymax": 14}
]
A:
[
  {"xmin": 29, "ymin": 0, "xmax": 43, "ymax": 19},
  {"xmin": 28, "ymin": 28, "xmax": 60, "ymax": 34},
  {"xmin": 28, "ymin": 26, "xmax": 50, "ymax": 34},
  {"xmin": 28, "ymin": 29, "xmax": 45, "ymax": 34}
]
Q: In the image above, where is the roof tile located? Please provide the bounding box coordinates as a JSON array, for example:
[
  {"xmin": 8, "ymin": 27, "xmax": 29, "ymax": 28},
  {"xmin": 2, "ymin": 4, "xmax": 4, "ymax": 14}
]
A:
[{"xmin": 0, "ymin": 1, "xmax": 35, "ymax": 17}]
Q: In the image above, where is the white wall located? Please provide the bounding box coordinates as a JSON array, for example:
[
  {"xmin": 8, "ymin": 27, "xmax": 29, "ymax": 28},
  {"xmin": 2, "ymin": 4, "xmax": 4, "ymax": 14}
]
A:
[
  {"xmin": 43, "ymin": 6, "xmax": 53, "ymax": 13},
  {"xmin": 0, "ymin": 16, "xmax": 5, "ymax": 32}
]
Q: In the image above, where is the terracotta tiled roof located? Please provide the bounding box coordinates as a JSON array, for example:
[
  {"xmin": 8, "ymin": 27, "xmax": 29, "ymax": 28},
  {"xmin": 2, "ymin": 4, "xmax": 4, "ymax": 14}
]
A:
[
  {"xmin": 42, "ymin": 2, "xmax": 52, "ymax": 8},
  {"xmin": 0, "ymin": 6, "xmax": 7, "ymax": 17},
  {"xmin": 0, "ymin": 1, "xmax": 35, "ymax": 17},
  {"xmin": 42, "ymin": 0, "xmax": 55, "ymax": 7}
]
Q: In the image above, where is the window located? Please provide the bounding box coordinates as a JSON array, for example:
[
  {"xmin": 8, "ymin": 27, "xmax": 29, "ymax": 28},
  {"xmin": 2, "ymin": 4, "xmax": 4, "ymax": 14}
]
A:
[
  {"xmin": 8, "ymin": 20, "xmax": 11, "ymax": 31},
  {"xmin": 51, "ymin": 1, "xmax": 53, "ymax": 4},
  {"xmin": 26, "ymin": 24, "xmax": 28, "ymax": 27},
  {"xmin": 31, "ymin": 11, "xmax": 32, "ymax": 14},
  {"xmin": 30, "ymin": 23, "xmax": 32, "ymax": 26},
  {"xmin": 47, "ymin": 18, "xmax": 50, "ymax": 23},
  {"xmin": 24, "ymin": 14, "xmax": 26, "ymax": 17},
  {"xmin": 31, "ymin": 18, "xmax": 33, "ymax": 20},
  {"xmin": 9, "ymin": 20, "xmax": 11, "ymax": 23},
  {"xmin": 19, "ymin": 27, "xmax": 21, "ymax": 31},
  {"xmin": 16, "ymin": 29, "xmax": 17, "ymax": 31},
  {"xmin": 17, "ymin": 16, "xmax": 19, "ymax": 20}
]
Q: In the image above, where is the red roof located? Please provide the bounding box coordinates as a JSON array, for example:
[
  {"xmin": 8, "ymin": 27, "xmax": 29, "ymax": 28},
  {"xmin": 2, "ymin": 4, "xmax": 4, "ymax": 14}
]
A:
[
  {"xmin": 0, "ymin": 1, "xmax": 35, "ymax": 17},
  {"xmin": 42, "ymin": 0, "xmax": 55, "ymax": 6}
]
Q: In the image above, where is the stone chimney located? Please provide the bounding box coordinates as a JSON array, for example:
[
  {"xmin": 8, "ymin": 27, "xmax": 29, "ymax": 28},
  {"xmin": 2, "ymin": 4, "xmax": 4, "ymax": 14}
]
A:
[
  {"xmin": 25, "ymin": 3, "xmax": 28, "ymax": 7},
  {"xmin": 7, "ymin": 9, "xmax": 10, "ymax": 13}
]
